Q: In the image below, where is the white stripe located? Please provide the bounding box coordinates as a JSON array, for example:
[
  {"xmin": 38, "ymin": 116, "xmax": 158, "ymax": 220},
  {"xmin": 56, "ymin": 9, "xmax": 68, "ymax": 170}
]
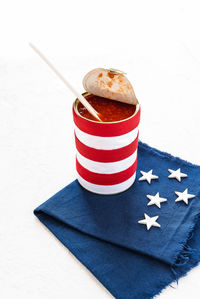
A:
[
  {"xmin": 76, "ymin": 150, "xmax": 137, "ymax": 174},
  {"xmin": 75, "ymin": 125, "xmax": 139, "ymax": 150},
  {"xmin": 77, "ymin": 172, "xmax": 136, "ymax": 195}
]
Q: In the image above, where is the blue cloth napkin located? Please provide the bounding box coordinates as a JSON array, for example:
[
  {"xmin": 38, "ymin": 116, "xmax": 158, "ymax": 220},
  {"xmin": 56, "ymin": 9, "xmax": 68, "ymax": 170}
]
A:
[{"xmin": 34, "ymin": 142, "xmax": 200, "ymax": 298}]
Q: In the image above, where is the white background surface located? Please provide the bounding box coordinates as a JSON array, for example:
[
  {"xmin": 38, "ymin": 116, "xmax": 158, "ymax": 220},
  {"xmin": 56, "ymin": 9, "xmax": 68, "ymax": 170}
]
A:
[{"xmin": 1, "ymin": 0, "xmax": 200, "ymax": 298}]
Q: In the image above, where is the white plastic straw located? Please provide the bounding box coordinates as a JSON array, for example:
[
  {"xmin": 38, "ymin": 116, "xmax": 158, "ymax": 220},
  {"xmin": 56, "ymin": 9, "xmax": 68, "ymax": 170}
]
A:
[{"xmin": 29, "ymin": 43, "xmax": 101, "ymax": 121}]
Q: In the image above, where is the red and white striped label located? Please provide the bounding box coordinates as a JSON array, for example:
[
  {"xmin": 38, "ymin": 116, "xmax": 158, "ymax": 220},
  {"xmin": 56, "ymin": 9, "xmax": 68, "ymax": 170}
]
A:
[{"xmin": 73, "ymin": 103, "xmax": 141, "ymax": 195}]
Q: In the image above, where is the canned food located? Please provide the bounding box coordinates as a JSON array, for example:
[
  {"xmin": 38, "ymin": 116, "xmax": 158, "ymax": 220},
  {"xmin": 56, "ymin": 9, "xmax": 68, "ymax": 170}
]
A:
[{"xmin": 73, "ymin": 92, "xmax": 141, "ymax": 195}]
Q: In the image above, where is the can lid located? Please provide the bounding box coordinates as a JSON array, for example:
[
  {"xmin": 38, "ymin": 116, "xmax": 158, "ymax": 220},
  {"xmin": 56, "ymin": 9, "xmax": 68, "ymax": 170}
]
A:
[{"xmin": 82, "ymin": 68, "xmax": 138, "ymax": 105}]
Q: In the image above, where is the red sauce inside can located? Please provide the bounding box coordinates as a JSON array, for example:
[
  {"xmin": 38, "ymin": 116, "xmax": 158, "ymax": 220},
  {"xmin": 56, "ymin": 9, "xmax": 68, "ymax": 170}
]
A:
[{"xmin": 77, "ymin": 94, "xmax": 136, "ymax": 122}]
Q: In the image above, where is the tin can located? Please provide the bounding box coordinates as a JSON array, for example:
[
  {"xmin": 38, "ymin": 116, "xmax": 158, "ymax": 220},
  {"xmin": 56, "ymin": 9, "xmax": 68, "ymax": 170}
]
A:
[{"xmin": 73, "ymin": 92, "xmax": 141, "ymax": 195}]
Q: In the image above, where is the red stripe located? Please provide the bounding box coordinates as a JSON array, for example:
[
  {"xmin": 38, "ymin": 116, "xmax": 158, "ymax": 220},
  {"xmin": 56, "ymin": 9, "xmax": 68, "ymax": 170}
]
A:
[
  {"xmin": 73, "ymin": 105, "xmax": 140, "ymax": 137},
  {"xmin": 75, "ymin": 133, "xmax": 139, "ymax": 162},
  {"xmin": 76, "ymin": 158, "xmax": 137, "ymax": 185}
]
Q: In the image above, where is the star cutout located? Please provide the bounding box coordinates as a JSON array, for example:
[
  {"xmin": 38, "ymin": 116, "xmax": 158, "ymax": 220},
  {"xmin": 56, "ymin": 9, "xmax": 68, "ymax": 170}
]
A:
[
  {"xmin": 139, "ymin": 170, "xmax": 158, "ymax": 184},
  {"xmin": 168, "ymin": 168, "xmax": 187, "ymax": 182},
  {"xmin": 146, "ymin": 192, "xmax": 167, "ymax": 208},
  {"xmin": 175, "ymin": 188, "xmax": 195, "ymax": 205},
  {"xmin": 138, "ymin": 213, "xmax": 161, "ymax": 230}
]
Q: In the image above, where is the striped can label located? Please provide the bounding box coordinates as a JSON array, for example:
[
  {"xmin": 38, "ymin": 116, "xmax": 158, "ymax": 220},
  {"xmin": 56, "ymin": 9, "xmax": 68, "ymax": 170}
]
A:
[{"xmin": 73, "ymin": 96, "xmax": 141, "ymax": 195}]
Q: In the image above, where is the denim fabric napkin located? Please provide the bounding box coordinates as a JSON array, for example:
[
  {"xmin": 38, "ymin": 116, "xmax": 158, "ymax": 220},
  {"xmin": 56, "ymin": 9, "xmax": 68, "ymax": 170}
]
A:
[{"xmin": 34, "ymin": 142, "xmax": 200, "ymax": 298}]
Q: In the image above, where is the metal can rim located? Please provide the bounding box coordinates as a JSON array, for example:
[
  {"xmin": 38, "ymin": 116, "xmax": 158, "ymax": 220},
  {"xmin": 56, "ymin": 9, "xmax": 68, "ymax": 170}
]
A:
[{"xmin": 74, "ymin": 92, "xmax": 140, "ymax": 124}]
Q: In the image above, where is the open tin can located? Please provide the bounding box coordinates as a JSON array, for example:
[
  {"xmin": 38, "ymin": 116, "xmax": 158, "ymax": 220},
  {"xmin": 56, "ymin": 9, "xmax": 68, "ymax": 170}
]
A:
[{"xmin": 73, "ymin": 92, "xmax": 141, "ymax": 195}]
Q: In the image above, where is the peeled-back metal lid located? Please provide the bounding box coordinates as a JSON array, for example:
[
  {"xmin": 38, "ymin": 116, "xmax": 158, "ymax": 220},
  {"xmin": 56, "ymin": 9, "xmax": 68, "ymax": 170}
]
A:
[{"xmin": 82, "ymin": 68, "xmax": 138, "ymax": 105}]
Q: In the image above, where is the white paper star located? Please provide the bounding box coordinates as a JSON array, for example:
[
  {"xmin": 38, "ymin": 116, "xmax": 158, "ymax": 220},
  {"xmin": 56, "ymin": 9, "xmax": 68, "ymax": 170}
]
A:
[
  {"xmin": 138, "ymin": 213, "xmax": 161, "ymax": 230},
  {"xmin": 146, "ymin": 192, "xmax": 167, "ymax": 208},
  {"xmin": 138, "ymin": 170, "xmax": 158, "ymax": 184},
  {"xmin": 175, "ymin": 188, "xmax": 195, "ymax": 205},
  {"xmin": 168, "ymin": 168, "xmax": 187, "ymax": 182}
]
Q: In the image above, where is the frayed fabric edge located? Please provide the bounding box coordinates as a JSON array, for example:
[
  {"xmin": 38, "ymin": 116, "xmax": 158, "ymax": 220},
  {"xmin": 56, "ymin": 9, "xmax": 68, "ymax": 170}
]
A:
[
  {"xmin": 138, "ymin": 141, "xmax": 200, "ymax": 169},
  {"xmin": 169, "ymin": 213, "xmax": 200, "ymax": 287}
]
